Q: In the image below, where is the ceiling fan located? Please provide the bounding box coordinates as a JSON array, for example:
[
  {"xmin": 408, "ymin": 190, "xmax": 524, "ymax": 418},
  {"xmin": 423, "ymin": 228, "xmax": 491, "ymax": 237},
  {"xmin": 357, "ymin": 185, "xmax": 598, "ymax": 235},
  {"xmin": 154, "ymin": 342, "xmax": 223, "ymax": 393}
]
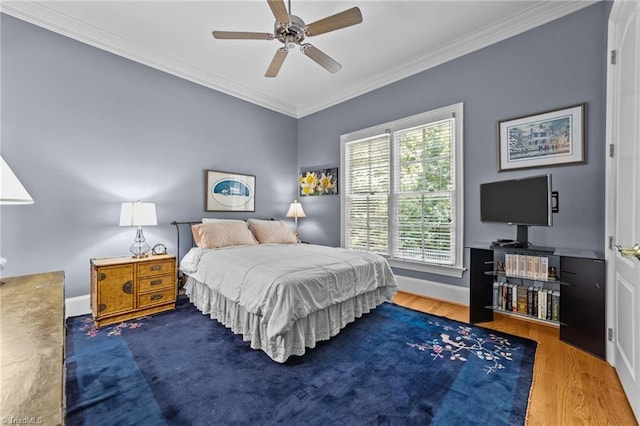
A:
[{"xmin": 212, "ymin": 0, "xmax": 363, "ymax": 78}]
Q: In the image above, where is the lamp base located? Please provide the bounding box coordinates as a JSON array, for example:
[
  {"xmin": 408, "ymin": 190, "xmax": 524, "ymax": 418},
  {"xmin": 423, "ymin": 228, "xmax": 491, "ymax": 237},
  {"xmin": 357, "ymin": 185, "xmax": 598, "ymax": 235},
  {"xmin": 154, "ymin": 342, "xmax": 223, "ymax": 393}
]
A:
[
  {"xmin": 129, "ymin": 228, "xmax": 151, "ymax": 258},
  {"xmin": 131, "ymin": 253, "xmax": 150, "ymax": 259}
]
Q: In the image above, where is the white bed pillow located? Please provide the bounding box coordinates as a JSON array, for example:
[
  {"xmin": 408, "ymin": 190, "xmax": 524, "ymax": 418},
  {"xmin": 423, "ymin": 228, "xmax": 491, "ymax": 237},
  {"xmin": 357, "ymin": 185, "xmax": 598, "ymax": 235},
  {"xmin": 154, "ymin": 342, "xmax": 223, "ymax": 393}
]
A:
[
  {"xmin": 192, "ymin": 221, "xmax": 258, "ymax": 249},
  {"xmin": 247, "ymin": 219, "xmax": 299, "ymax": 244}
]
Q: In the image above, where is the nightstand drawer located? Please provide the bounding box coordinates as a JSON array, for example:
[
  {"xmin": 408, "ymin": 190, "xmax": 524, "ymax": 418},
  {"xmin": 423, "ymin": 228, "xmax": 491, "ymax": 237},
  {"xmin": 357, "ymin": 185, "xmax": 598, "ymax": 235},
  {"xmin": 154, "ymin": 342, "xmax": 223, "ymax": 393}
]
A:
[
  {"xmin": 138, "ymin": 289, "xmax": 174, "ymax": 308},
  {"xmin": 138, "ymin": 259, "xmax": 174, "ymax": 277},
  {"xmin": 138, "ymin": 274, "xmax": 175, "ymax": 293}
]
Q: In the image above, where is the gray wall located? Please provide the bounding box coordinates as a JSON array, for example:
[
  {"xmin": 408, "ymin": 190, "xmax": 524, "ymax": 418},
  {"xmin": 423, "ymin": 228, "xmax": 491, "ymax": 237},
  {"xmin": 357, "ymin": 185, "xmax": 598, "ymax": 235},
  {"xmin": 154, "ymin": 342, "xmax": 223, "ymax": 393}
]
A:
[
  {"xmin": 0, "ymin": 14, "xmax": 298, "ymax": 298},
  {"xmin": 297, "ymin": 2, "xmax": 609, "ymax": 286},
  {"xmin": 1, "ymin": 2, "xmax": 609, "ymax": 297}
]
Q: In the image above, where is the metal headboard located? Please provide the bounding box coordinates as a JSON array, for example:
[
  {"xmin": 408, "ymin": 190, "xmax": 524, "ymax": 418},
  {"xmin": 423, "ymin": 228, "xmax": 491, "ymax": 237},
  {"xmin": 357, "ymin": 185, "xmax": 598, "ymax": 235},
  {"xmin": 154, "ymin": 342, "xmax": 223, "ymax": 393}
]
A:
[
  {"xmin": 171, "ymin": 221, "xmax": 200, "ymax": 259},
  {"xmin": 171, "ymin": 221, "xmax": 200, "ymax": 288}
]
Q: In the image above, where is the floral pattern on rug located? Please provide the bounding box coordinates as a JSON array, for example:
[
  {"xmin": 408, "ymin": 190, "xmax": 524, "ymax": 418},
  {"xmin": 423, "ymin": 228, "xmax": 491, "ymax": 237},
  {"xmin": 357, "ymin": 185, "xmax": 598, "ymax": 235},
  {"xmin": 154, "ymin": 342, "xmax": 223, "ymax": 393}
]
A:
[
  {"xmin": 80, "ymin": 316, "xmax": 150, "ymax": 338},
  {"xmin": 407, "ymin": 320, "xmax": 520, "ymax": 374}
]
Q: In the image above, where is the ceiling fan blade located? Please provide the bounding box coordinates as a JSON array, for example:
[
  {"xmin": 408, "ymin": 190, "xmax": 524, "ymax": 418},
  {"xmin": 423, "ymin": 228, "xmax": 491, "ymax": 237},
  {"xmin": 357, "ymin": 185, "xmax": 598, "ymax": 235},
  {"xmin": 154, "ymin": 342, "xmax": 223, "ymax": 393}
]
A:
[
  {"xmin": 265, "ymin": 48, "xmax": 288, "ymax": 78},
  {"xmin": 306, "ymin": 7, "xmax": 363, "ymax": 37},
  {"xmin": 267, "ymin": 0, "xmax": 290, "ymax": 25},
  {"xmin": 212, "ymin": 31, "xmax": 274, "ymax": 40},
  {"xmin": 301, "ymin": 44, "xmax": 342, "ymax": 74}
]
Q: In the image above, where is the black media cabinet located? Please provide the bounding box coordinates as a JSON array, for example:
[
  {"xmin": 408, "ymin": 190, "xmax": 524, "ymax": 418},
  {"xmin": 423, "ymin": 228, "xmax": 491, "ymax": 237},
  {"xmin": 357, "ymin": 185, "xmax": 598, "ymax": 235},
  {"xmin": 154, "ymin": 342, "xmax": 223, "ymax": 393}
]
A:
[{"xmin": 468, "ymin": 244, "xmax": 606, "ymax": 359}]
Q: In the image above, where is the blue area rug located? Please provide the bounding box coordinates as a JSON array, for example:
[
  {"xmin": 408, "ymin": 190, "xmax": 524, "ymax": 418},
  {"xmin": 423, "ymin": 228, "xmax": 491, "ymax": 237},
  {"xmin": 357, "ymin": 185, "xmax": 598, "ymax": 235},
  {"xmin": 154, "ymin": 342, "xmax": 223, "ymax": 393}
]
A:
[{"xmin": 66, "ymin": 301, "xmax": 536, "ymax": 425}]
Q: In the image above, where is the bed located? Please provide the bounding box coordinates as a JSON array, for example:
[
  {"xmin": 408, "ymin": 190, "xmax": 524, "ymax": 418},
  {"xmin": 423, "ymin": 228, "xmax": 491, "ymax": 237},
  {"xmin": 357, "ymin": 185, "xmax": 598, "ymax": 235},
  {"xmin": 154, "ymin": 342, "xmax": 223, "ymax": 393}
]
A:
[{"xmin": 175, "ymin": 218, "xmax": 398, "ymax": 363}]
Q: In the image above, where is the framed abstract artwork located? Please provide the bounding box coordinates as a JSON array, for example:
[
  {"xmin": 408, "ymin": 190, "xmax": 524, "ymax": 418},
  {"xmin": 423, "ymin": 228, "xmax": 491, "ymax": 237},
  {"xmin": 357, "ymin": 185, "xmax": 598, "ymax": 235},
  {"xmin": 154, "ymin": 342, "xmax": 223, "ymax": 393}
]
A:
[
  {"xmin": 205, "ymin": 170, "xmax": 255, "ymax": 212},
  {"xmin": 299, "ymin": 167, "xmax": 338, "ymax": 196},
  {"xmin": 497, "ymin": 104, "xmax": 585, "ymax": 171}
]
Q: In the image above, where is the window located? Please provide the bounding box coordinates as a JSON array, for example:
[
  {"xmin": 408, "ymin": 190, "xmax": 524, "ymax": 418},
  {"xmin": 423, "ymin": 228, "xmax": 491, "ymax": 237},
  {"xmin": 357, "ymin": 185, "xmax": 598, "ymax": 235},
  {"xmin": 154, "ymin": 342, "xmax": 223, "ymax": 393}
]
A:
[{"xmin": 340, "ymin": 103, "xmax": 464, "ymax": 277}]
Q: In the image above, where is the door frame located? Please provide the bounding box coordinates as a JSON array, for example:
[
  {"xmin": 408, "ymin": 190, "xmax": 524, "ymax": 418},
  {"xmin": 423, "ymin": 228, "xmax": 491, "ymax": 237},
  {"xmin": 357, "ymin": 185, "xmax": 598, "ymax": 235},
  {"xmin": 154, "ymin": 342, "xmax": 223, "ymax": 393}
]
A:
[
  {"xmin": 604, "ymin": 0, "xmax": 618, "ymax": 366},
  {"xmin": 605, "ymin": 3, "xmax": 639, "ymax": 421}
]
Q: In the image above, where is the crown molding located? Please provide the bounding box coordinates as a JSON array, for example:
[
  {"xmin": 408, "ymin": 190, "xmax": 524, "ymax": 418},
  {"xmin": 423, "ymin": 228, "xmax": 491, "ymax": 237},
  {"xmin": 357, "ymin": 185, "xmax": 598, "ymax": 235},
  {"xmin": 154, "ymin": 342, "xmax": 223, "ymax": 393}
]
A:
[
  {"xmin": 0, "ymin": 1, "xmax": 299, "ymax": 117},
  {"xmin": 2, "ymin": 1, "xmax": 595, "ymax": 119},
  {"xmin": 296, "ymin": 1, "xmax": 596, "ymax": 117}
]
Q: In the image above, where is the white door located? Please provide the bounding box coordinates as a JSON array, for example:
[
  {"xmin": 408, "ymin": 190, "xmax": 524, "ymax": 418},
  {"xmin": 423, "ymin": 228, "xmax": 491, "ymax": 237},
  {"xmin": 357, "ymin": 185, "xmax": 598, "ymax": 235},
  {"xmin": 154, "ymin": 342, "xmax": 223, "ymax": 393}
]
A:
[{"xmin": 607, "ymin": 0, "xmax": 640, "ymax": 421}]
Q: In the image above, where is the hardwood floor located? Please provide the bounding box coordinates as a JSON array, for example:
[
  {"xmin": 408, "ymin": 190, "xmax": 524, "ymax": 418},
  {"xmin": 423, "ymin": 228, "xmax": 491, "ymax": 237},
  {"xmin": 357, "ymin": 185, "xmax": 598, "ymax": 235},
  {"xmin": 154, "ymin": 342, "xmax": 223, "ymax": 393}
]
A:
[{"xmin": 393, "ymin": 291, "xmax": 638, "ymax": 426}]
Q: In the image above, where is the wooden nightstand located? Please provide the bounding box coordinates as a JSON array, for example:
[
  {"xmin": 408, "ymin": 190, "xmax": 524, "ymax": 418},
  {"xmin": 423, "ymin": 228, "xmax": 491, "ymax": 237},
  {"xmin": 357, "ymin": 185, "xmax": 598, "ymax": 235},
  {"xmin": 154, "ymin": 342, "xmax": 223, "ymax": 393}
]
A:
[{"xmin": 90, "ymin": 254, "xmax": 176, "ymax": 327}]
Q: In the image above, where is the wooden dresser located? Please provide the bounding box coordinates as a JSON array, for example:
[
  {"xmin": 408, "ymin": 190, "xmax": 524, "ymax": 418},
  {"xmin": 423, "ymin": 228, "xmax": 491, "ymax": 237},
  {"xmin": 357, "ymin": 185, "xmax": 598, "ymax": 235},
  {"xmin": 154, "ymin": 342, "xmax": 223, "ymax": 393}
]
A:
[
  {"xmin": 0, "ymin": 271, "xmax": 65, "ymax": 426},
  {"xmin": 90, "ymin": 254, "xmax": 176, "ymax": 327}
]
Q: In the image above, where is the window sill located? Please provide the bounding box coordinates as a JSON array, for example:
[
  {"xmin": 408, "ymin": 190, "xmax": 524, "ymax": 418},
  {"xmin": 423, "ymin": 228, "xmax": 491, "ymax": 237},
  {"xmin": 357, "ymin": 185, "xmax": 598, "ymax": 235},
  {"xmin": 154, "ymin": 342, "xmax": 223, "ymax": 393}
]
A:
[{"xmin": 387, "ymin": 259, "xmax": 466, "ymax": 278}]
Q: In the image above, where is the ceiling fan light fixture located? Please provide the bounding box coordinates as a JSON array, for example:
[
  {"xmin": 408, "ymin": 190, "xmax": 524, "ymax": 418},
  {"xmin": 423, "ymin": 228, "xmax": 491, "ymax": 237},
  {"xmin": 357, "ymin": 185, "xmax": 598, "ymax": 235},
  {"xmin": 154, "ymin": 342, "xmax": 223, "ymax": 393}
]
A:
[
  {"xmin": 211, "ymin": 0, "xmax": 362, "ymax": 77},
  {"xmin": 284, "ymin": 35, "xmax": 296, "ymax": 49}
]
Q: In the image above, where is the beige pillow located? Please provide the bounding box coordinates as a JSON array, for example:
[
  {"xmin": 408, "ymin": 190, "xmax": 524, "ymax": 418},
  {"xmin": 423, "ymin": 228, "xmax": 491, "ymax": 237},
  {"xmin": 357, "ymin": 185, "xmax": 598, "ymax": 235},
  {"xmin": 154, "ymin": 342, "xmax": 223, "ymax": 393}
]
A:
[
  {"xmin": 247, "ymin": 219, "xmax": 299, "ymax": 244},
  {"xmin": 202, "ymin": 218, "xmax": 246, "ymax": 223},
  {"xmin": 192, "ymin": 221, "xmax": 257, "ymax": 249}
]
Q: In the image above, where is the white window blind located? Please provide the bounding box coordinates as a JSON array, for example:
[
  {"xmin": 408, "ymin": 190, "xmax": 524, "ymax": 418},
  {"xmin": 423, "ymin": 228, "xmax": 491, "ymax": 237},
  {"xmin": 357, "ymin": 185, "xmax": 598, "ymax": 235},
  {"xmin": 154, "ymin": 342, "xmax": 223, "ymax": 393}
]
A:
[
  {"xmin": 341, "ymin": 103, "xmax": 464, "ymax": 277},
  {"xmin": 344, "ymin": 134, "xmax": 390, "ymax": 254},
  {"xmin": 393, "ymin": 118, "xmax": 455, "ymax": 265}
]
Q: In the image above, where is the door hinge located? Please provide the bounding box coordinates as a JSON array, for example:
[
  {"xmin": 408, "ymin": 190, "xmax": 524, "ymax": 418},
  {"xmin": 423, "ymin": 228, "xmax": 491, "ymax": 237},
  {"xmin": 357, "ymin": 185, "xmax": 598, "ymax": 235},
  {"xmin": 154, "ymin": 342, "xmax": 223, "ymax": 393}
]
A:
[
  {"xmin": 609, "ymin": 144, "xmax": 615, "ymax": 157},
  {"xmin": 608, "ymin": 328, "xmax": 614, "ymax": 342},
  {"xmin": 611, "ymin": 50, "xmax": 617, "ymax": 65},
  {"xmin": 608, "ymin": 236, "xmax": 614, "ymax": 250}
]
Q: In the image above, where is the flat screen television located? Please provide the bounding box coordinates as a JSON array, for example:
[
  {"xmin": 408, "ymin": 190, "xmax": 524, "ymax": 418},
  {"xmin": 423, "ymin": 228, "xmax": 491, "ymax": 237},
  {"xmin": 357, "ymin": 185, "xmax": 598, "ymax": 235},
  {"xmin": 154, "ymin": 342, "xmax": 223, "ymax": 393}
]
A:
[{"xmin": 480, "ymin": 174, "xmax": 552, "ymax": 249}]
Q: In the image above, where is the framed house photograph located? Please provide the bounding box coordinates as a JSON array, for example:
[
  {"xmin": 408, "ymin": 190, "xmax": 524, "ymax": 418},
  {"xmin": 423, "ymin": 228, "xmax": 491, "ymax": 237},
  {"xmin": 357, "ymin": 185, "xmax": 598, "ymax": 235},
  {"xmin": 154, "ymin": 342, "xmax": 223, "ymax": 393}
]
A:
[
  {"xmin": 497, "ymin": 103, "xmax": 585, "ymax": 172},
  {"xmin": 205, "ymin": 170, "xmax": 255, "ymax": 212}
]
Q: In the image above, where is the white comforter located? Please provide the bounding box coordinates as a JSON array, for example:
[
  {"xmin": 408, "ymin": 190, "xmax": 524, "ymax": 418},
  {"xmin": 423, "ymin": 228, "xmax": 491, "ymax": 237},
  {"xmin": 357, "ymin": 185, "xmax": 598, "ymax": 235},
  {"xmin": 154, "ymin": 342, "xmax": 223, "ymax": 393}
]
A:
[{"xmin": 180, "ymin": 244, "xmax": 398, "ymax": 339}]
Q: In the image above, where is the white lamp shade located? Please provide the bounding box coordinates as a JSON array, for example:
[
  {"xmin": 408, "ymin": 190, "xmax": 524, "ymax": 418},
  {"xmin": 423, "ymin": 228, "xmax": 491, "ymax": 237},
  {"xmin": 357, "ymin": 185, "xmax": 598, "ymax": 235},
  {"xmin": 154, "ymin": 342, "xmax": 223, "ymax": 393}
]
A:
[
  {"xmin": 285, "ymin": 200, "xmax": 306, "ymax": 219},
  {"xmin": 119, "ymin": 201, "xmax": 157, "ymax": 227},
  {"xmin": 0, "ymin": 156, "xmax": 33, "ymax": 205}
]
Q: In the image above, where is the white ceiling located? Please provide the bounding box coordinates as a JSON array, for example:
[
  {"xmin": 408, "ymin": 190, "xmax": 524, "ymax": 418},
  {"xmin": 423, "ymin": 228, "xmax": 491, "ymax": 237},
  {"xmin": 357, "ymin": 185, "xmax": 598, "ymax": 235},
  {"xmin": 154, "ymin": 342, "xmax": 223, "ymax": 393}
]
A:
[{"xmin": 1, "ymin": 1, "xmax": 594, "ymax": 118}]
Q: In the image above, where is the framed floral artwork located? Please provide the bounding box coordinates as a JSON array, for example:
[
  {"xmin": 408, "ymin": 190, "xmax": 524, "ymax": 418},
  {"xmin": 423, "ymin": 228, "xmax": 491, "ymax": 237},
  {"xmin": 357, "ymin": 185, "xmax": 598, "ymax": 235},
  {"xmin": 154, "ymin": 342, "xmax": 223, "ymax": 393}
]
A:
[{"xmin": 299, "ymin": 167, "xmax": 338, "ymax": 196}]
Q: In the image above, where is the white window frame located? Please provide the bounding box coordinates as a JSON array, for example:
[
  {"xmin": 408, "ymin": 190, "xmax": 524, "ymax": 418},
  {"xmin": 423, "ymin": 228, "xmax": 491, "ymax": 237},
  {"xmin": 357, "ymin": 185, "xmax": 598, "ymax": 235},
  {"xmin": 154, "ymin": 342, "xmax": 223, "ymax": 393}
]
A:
[{"xmin": 340, "ymin": 103, "xmax": 465, "ymax": 277}]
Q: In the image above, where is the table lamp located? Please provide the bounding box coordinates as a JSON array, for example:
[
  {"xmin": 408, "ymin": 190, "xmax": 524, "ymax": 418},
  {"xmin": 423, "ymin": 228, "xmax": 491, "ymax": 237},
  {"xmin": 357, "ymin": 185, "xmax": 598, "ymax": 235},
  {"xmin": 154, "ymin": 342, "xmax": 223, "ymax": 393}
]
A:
[
  {"xmin": 285, "ymin": 200, "xmax": 306, "ymax": 235},
  {"xmin": 119, "ymin": 201, "xmax": 157, "ymax": 258},
  {"xmin": 0, "ymin": 156, "xmax": 34, "ymax": 272}
]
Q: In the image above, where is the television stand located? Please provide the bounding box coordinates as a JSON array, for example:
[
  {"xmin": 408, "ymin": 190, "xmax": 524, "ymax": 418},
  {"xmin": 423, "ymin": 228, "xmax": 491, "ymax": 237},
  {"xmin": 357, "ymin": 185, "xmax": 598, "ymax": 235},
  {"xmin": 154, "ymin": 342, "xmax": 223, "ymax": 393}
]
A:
[{"xmin": 468, "ymin": 244, "xmax": 605, "ymax": 359}]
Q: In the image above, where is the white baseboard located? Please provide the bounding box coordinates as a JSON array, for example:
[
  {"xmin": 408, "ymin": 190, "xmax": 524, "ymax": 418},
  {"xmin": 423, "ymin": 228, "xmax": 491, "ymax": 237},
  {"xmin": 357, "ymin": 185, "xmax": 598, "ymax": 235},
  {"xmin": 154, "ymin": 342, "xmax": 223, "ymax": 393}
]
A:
[
  {"xmin": 65, "ymin": 294, "xmax": 91, "ymax": 318},
  {"xmin": 395, "ymin": 275, "xmax": 469, "ymax": 306}
]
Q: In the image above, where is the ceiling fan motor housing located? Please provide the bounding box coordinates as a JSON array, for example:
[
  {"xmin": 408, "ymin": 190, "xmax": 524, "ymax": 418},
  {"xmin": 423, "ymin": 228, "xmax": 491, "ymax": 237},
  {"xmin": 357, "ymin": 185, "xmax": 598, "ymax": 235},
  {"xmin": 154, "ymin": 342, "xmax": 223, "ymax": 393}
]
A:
[{"xmin": 275, "ymin": 15, "xmax": 306, "ymax": 49}]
